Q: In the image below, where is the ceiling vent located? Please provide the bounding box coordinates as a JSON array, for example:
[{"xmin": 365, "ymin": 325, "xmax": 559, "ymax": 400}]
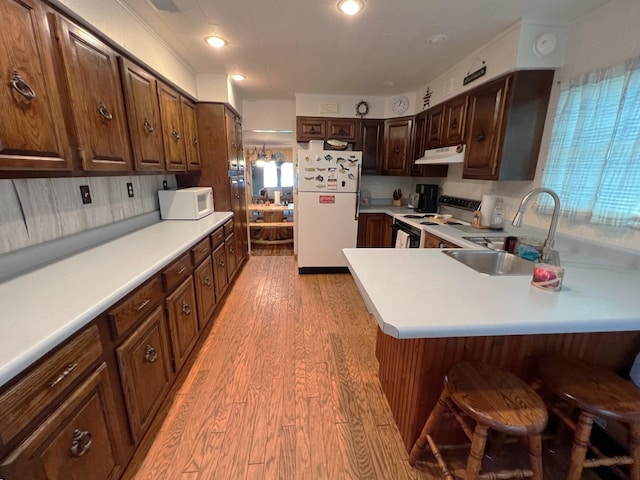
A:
[{"xmin": 146, "ymin": 0, "xmax": 181, "ymax": 13}]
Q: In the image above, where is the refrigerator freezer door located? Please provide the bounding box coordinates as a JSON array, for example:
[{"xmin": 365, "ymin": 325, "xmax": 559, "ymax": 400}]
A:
[
  {"xmin": 297, "ymin": 192, "xmax": 358, "ymax": 269},
  {"xmin": 297, "ymin": 151, "xmax": 361, "ymax": 193}
]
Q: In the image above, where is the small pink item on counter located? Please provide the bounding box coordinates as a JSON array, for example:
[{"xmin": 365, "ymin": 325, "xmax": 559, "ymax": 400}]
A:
[{"xmin": 531, "ymin": 264, "xmax": 564, "ymax": 291}]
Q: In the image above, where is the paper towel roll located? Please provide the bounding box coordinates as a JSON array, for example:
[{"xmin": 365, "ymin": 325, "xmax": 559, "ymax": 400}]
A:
[
  {"xmin": 480, "ymin": 194, "xmax": 497, "ymax": 226},
  {"xmin": 274, "ymin": 191, "xmax": 281, "ymax": 205}
]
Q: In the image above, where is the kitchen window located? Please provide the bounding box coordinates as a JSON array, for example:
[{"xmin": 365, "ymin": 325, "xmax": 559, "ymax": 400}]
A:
[
  {"xmin": 540, "ymin": 54, "xmax": 640, "ymax": 229},
  {"xmin": 263, "ymin": 161, "xmax": 294, "ymax": 188}
]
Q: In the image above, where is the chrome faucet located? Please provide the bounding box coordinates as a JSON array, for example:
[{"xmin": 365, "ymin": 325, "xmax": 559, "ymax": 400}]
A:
[{"xmin": 512, "ymin": 188, "xmax": 561, "ymax": 265}]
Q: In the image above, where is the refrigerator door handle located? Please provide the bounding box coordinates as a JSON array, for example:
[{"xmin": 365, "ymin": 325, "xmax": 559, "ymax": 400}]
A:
[{"xmin": 354, "ymin": 164, "xmax": 361, "ymax": 221}]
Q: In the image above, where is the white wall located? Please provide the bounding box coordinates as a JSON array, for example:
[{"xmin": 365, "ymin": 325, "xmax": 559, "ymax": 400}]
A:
[
  {"xmin": 295, "ymin": 94, "xmax": 386, "ymax": 118},
  {"xmin": 435, "ymin": 1, "xmax": 640, "ymax": 251},
  {"xmin": 54, "ymin": 0, "xmax": 197, "ymax": 97},
  {"xmin": 242, "ymin": 100, "xmax": 296, "ymax": 131}
]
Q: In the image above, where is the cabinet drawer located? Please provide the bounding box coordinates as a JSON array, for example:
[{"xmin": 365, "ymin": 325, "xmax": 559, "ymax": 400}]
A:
[
  {"xmin": 190, "ymin": 236, "xmax": 211, "ymax": 266},
  {"xmin": 162, "ymin": 252, "xmax": 191, "ymax": 292},
  {"xmin": 107, "ymin": 276, "xmax": 164, "ymax": 339},
  {"xmin": 1, "ymin": 363, "xmax": 121, "ymax": 480},
  {"xmin": 223, "ymin": 219, "xmax": 234, "ymax": 238},
  {"xmin": 0, "ymin": 326, "xmax": 102, "ymax": 447},
  {"xmin": 116, "ymin": 306, "xmax": 172, "ymax": 442},
  {"xmin": 211, "ymin": 227, "xmax": 225, "ymax": 249}
]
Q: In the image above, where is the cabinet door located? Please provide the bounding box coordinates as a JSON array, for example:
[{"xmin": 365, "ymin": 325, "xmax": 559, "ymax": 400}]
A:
[
  {"xmin": 426, "ymin": 104, "xmax": 445, "ymax": 148},
  {"xmin": 357, "ymin": 214, "xmax": 392, "ymax": 248},
  {"xmin": 158, "ymin": 83, "xmax": 186, "ymax": 172},
  {"xmin": 411, "ymin": 111, "xmax": 427, "ymax": 177},
  {"xmin": 443, "ymin": 95, "xmax": 467, "ymax": 145},
  {"xmin": 0, "ymin": 0, "xmax": 72, "ymax": 171},
  {"xmin": 212, "ymin": 244, "xmax": 228, "ymax": 299},
  {"xmin": 165, "ymin": 277, "xmax": 199, "ymax": 372},
  {"xmin": 224, "ymin": 233, "xmax": 237, "ymax": 280},
  {"xmin": 383, "ymin": 215, "xmax": 393, "ymax": 248},
  {"xmin": 296, "ymin": 117, "xmax": 326, "ymax": 141},
  {"xmin": 120, "ymin": 59, "xmax": 164, "ymax": 171},
  {"xmin": 52, "ymin": 15, "xmax": 131, "ymax": 172},
  {"xmin": 1, "ymin": 364, "xmax": 122, "ymax": 480},
  {"xmin": 382, "ymin": 117, "xmax": 413, "ymax": 176},
  {"xmin": 116, "ymin": 306, "xmax": 172, "ymax": 443},
  {"xmin": 224, "ymin": 109, "xmax": 239, "ymax": 171},
  {"xmin": 327, "ymin": 119, "xmax": 357, "ymax": 141},
  {"xmin": 359, "ymin": 119, "xmax": 383, "ymax": 175},
  {"xmin": 193, "ymin": 257, "xmax": 216, "ymax": 327},
  {"xmin": 232, "ymin": 177, "xmax": 249, "ymax": 264},
  {"xmin": 181, "ymin": 97, "xmax": 200, "ymax": 171},
  {"xmin": 463, "ymin": 77, "xmax": 508, "ymax": 179}
]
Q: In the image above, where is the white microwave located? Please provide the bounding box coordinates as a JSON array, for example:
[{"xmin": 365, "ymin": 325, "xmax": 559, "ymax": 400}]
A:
[{"xmin": 158, "ymin": 187, "xmax": 214, "ymax": 220}]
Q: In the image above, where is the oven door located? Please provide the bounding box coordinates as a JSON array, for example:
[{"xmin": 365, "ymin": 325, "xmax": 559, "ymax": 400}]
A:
[{"xmin": 392, "ymin": 220, "xmax": 421, "ymax": 248}]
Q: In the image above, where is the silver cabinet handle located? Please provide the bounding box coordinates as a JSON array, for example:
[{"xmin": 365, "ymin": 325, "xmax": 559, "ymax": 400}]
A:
[
  {"xmin": 171, "ymin": 127, "xmax": 180, "ymax": 141},
  {"xmin": 135, "ymin": 298, "xmax": 151, "ymax": 312},
  {"xmin": 70, "ymin": 429, "xmax": 92, "ymax": 457},
  {"xmin": 50, "ymin": 363, "xmax": 79, "ymax": 388},
  {"xmin": 181, "ymin": 301, "xmax": 191, "ymax": 316},
  {"xmin": 177, "ymin": 267, "xmax": 187, "ymax": 275},
  {"xmin": 144, "ymin": 344, "xmax": 158, "ymax": 363},
  {"xmin": 98, "ymin": 101, "xmax": 113, "ymax": 121},
  {"xmin": 10, "ymin": 70, "xmax": 36, "ymax": 100},
  {"xmin": 192, "ymin": 135, "xmax": 198, "ymax": 145},
  {"xmin": 143, "ymin": 117, "xmax": 154, "ymax": 133}
]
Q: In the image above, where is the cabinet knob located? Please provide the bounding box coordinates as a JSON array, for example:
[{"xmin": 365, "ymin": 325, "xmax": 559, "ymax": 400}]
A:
[
  {"xmin": 10, "ymin": 70, "xmax": 36, "ymax": 101},
  {"xmin": 309, "ymin": 127, "xmax": 317, "ymax": 133},
  {"xmin": 476, "ymin": 130, "xmax": 486, "ymax": 142},
  {"xmin": 171, "ymin": 128, "xmax": 181, "ymax": 141},
  {"xmin": 229, "ymin": 245, "xmax": 235, "ymax": 254},
  {"xmin": 98, "ymin": 101, "xmax": 113, "ymax": 121},
  {"xmin": 339, "ymin": 128, "xmax": 346, "ymax": 134},
  {"xmin": 204, "ymin": 277, "xmax": 212, "ymax": 287},
  {"xmin": 450, "ymin": 118, "xmax": 458, "ymax": 130},
  {"xmin": 70, "ymin": 429, "xmax": 92, "ymax": 457},
  {"xmin": 218, "ymin": 258, "xmax": 225, "ymax": 268},
  {"xmin": 181, "ymin": 301, "xmax": 191, "ymax": 316},
  {"xmin": 144, "ymin": 344, "xmax": 158, "ymax": 363},
  {"xmin": 143, "ymin": 118, "xmax": 154, "ymax": 133},
  {"xmin": 394, "ymin": 146, "xmax": 401, "ymax": 154},
  {"xmin": 192, "ymin": 135, "xmax": 198, "ymax": 145}
]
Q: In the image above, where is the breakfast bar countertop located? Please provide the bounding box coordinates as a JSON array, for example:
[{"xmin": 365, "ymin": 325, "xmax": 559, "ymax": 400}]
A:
[
  {"xmin": 0, "ymin": 212, "xmax": 233, "ymax": 387},
  {"xmin": 343, "ymin": 246, "xmax": 640, "ymax": 339}
]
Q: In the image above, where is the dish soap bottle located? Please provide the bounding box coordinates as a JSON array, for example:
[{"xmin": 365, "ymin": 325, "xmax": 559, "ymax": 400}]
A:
[{"xmin": 489, "ymin": 197, "xmax": 504, "ymax": 230}]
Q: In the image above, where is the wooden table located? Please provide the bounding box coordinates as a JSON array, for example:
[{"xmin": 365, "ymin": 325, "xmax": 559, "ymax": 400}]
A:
[{"xmin": 248, "ymin": 203, "xmax": 294, "ymax": 244}]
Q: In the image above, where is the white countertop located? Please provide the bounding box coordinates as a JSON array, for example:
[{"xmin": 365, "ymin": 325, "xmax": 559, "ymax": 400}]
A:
[
  {"xmin": 0, "ymin": 212, "xmax": 232, "ymax": 387},
  {"xmin": 344, "ymin": 225, "xmax": 640, "ymax": 339}
]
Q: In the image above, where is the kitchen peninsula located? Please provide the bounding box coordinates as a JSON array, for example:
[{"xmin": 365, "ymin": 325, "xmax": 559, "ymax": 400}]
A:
[{"xmin": 343, "ymin": 230, "xmax": 640, "ymax": 450}]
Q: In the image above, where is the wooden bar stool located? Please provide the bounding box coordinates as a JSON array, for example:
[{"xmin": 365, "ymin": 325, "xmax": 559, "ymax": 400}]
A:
[
  {"xmin": 409, "ymin": 361, "xmax": 548, "ymax": 480},
  {"xmin": 537, "ymin": 356, "xmax": 640, "ymax": 480}
]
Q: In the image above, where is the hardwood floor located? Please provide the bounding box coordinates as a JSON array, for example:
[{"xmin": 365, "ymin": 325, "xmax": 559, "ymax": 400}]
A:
[
  {"xmin": 250, "ymin": 243, "xmax": 294, "ymax": 256},
  {"xmin": 122, "ymin": 256, "xmax": 599, "ymax": 480}
]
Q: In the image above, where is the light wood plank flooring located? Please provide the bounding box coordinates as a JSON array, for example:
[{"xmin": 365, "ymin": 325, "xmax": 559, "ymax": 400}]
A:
[{"xmin": 122, "ymin": 256, "xmax": 598, "ymax": 480}]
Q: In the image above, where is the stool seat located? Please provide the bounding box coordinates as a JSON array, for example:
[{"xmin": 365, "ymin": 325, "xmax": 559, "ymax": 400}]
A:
[
  {"xmin": 538, "ymin": 356, "xmax": 640, "ymax": 424},
  {"xmin": 447, "ymin": 361, "xmax": 548, "ymax": 436}
]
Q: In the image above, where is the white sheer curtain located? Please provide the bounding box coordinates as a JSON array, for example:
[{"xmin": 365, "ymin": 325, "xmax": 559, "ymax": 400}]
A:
[{"xmin": 540, "ymin": 55, "xmax": 640, "ymax": 229}]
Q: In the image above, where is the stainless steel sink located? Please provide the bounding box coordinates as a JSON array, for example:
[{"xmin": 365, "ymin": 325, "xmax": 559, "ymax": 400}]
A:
[
  {"xmin": 462, "ymin": 236, "xmax": 506, "ymax": 249},
  {"xmin": 442, "ymin": 250, "xmax": 535, "ymax": 275}
]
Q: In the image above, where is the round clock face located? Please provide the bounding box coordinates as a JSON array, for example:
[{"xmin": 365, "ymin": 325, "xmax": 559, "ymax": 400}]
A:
[{"xmin": 392, "ymin": 96, "xmax": 409, "ymax": 115}]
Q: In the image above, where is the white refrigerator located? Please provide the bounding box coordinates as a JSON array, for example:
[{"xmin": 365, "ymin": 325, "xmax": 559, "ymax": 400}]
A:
[{"xmin": 297, "ymin": 150, "xmax": 362, "ymax": 273}]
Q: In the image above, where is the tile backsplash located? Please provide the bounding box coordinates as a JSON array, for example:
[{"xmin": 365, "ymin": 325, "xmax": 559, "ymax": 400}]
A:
[{"xmin": 0, "ymin": 175, "xmax": 176, "ymax": 255}]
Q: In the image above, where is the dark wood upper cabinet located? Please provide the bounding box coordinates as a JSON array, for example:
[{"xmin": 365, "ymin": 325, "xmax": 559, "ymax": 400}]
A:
[
  {"xmin": 158, "ymin": 83, "xmax": 186, "ymax": 172},
  {"xmin": 358, "ymin": 119, "xmax": 384, "ymax": 175},
  {"xmin": 119, "ymin": 59, "xmax": 164, "ymax": 171},
  {"xmin": 425, "ymin": 104, "xmax": 445, "ymax": 148},
  {"xmin": 51, "ymin": 14, "xmax": 132, "ymax": 172},
  {"xmin": 296, "ymin": 117, "xmax": 326, "ymax": 141},
  {"xmin": 180, "ymin": 97, "xmax": 200, "ymax": 171},
  {"xmin": 382, "ymin": 117, "xmax": 413, "ymax": 176},
  {"xmin": 327, "ymin": 118, "xmax": 357, "ymax": 141},
  {"xmin": 443, "ymin": 95, "xmax": 467, "ymax": 145},
  {"xmin": 0, "ymin": 0, "xmax": 72, "ymax": 172},
  {"xmin": 463, "ymin": 70, "xmax": 553, "ymax": 180},
  {"xmin": 296, "ymin": 117, "xmax": 357, "ymax": 142}
]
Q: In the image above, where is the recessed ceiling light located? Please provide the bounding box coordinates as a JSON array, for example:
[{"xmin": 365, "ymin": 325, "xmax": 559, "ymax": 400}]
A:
[
  {"xmin": 204, "ymin": 35, "xmax": 228, "ymax": 48},
  {"xmin": 428, "ymin": 34, "xmax": 448, "ymax": 45},
  {"xmin": 337, "ymin": 0, "xmax": 364, "ymax": 16},
  {"xmin": 231, "ymin": 74, "xmax": 245, "ymax": 81}
]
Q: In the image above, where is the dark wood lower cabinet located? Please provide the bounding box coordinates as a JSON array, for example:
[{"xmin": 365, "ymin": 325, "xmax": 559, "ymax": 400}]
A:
[
  {"xmin": 2, "ymin": 363, "xmax": 121, "ymax": 480},
  {"xmin": 225, "ymin": 233, "xmax": 237, "ymax": 280},
  {"xmin": 212, "ymin": 243, "xmax": 228, "ymax": 299},
  {"xmin": 165, "ymin": 277, "xmax": 199, "ymax": 373},
  {"xmin": 193, "ymin": 257, "xmax": 217, "ymax": 328},
  {"xmin": 116, "ymin": 306, "xmax": 172, "ymax": 443},
  {"xmin": 357, "ymin": 213, "xmax": 393, "ymax": 248}
]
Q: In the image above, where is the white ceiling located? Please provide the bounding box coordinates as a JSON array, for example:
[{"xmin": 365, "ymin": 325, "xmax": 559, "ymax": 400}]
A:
[{"xmin": 121, "ymin": 0, "xmax": 610, "ymax": 100}]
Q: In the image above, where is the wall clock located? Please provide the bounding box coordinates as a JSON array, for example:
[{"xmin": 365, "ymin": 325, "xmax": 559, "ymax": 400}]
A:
[
  {"xmin": 355, "ymin": 100, "xmax": 369, "ymax": 117},
  {"xmin": 391, "ymin": 95, "xmax": 409, "ymax": 115}
]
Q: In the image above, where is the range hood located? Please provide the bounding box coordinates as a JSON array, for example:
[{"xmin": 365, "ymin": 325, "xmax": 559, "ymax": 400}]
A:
[{"xmin": 415, "ymin": 144, "xmax": 465, "ymax": 165}]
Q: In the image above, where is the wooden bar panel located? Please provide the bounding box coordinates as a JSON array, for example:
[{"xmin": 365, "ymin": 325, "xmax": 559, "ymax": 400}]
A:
[{"xmin": 376, "ymin": 330, "xmax": 640, "ymax": 451}]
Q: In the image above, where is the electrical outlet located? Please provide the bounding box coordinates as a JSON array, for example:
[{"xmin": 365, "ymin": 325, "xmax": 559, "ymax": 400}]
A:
[
  {"xmin": 127, "ymin": 182, "xmax": 134, "ymax": 198},
  {"xmin": 162, "ymin": 180, "xmax": 168, "ymax": 190},
  {"xmin": 80, "ymin": 185, "xmax": 92, "ymax": 205}
]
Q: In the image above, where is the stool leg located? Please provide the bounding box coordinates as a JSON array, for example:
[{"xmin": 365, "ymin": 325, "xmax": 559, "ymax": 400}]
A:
[
  {"xmin": 629, "ymin": 423, "xmax": 640, "ymax": 480},
  {"xmin": 528, "ymin": 433, "xmax": 544, "ymax": 480},
  {"xmin": 409, "ymin": 389, "xmax": 449, "ymax": 466},
  {"xmin": 465, "ymin": 424, "xmax": 489, "ymax": 480},
  {"xmin": 566, "ymin": 411, "xmax": 594, "ymax": 480}
]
